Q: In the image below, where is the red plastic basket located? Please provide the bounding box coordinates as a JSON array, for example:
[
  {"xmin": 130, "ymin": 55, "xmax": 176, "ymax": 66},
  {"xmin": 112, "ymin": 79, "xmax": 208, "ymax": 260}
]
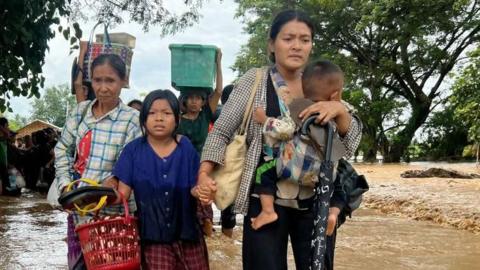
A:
[{"xmin": 75, "ymin": 195, "xmax": 140, "ymax": 270}]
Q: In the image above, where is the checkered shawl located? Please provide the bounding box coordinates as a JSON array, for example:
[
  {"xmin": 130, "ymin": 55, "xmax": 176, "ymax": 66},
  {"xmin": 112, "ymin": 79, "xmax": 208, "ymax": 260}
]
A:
[
  {"xmin": 201, "ymin": 67, "xmax": 362, "ymax": 215},
  {"xmin": 54, "ymin": 100, "xmax": 141, "ymax": 222}
]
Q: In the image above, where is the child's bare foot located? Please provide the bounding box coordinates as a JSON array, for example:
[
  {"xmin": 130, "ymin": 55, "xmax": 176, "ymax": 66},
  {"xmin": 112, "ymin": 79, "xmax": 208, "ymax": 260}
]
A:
[
  {"xmin": 202, "ymin": 219, "xmax": 214, "ymax": 237},
  {"xmin": 250, "ymin": 211, "xmax": 278, "ymax": 230},
  {"xmin": 222, "ymin": 227, "xmax": 234, "ymax": 238},
  {"xmin": 326, "ymin": 213, "xmax": 338, "ymax": 236}
]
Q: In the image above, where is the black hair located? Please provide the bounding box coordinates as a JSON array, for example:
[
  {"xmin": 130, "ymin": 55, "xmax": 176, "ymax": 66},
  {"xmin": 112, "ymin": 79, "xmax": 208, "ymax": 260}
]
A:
[
  {"xmin": 0, "ymin": 117, "xmax": 8, "ymax": 127},
  {"xmin": 269, "ymin": 10, "xmax": 315, "ymax": 62},
  {"xmin": 91, "ymin": 54, "xmax": 127, "ymax": 80},
  {"xmin": 127, "ymin": 99, "xmax": 143, "ymax": 107},
  {"xmin": 139, "ymin": 89, "xmax": 180, "ymax": 142},
  {"xmin": 221, "ymin": 84, "xmax": 234, "ymax": 105},
  {"xmin": 302, "ymin": 59, "xmax": 344, "ymax": 96}
]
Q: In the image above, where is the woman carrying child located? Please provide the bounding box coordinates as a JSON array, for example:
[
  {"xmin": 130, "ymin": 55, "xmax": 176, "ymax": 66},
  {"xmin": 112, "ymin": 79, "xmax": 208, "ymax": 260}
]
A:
[{"xmin": 196, "ymin": 10, "xmax": 362, "ymax": 269}]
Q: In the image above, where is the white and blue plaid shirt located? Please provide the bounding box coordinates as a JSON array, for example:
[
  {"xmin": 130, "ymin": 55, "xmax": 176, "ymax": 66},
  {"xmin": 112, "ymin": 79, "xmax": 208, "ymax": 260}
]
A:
[{"xmin": 54, "ymin": 100, "xmax": 141, "ymax": 222}]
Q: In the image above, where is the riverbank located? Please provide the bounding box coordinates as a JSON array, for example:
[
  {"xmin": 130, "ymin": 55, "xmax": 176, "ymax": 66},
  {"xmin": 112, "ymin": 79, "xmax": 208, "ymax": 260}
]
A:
[{"xmin": 356, "ymin": 163, "xmax": 480, "ymax": 233}]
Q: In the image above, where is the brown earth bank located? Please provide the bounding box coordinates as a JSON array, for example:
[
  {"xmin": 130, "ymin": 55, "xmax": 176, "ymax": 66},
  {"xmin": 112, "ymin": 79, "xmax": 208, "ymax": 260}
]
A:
[{"xmin": 354, "ymin": 162, "xmax": 480, "ymax": 234}]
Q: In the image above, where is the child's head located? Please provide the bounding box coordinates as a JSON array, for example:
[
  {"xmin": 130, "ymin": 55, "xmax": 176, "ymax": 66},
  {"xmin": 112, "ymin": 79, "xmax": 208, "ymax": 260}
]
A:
[
  {"xmin": 302, "ymin": 60, "xmax": 344, "ymax": 102},
  {"xmin": 181, "ymin": 90, "xmax": 207, "ymax": 113},
  {"xmin": 140, "ymin": 90, "xmax": 180, "ymax": 140},
  {"xmin": 91, "ymin": 54, "xmax": 127, "ymax": 104},
  {"xmin": 127, "ymin": 99, "xmax": 143, "ymax": 111}
]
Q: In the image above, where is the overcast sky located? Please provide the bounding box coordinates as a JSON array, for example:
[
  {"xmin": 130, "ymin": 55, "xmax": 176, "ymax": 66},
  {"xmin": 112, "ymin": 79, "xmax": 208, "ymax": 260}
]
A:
[{"xmin": 8, "ymin": 0, "xmax": 248, "ymax": 118}]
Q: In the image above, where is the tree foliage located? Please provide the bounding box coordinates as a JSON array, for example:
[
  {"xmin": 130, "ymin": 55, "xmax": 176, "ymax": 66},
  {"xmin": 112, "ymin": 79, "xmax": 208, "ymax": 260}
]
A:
[
  {"xmin": 234, "ymin": 0, "xmax": 480, "ymax": 162},
  {"xmin": 1, "ymin": 0, "xmax": 207, "ymax": 113},
  {"xmin": 30, "ymin": 84, "xmax": 77, "ymax": 127},
  {"xmin": 0, "ymin": 0, "xmax": 70, "ymax": 112},
  {"xmin": 451, "ymin": 49, "xmax": 480, "ymax": 144},
  {"xmin": 413, "ymin": 103, "xmax": 469, "ymax": 160},
  {"xmin": 69, "ymin": 0, "xmax": 207, "ymax": 34}
]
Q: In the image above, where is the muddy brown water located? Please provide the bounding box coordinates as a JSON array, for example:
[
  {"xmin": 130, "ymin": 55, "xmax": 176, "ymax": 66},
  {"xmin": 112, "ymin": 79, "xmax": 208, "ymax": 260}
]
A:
[{"xmin": 1, "ymin": 163, "xmax": 480, "ymax": 269}]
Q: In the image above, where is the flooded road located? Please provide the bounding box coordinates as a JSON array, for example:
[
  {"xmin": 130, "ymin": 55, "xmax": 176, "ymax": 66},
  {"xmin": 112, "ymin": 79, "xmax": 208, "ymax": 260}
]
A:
[
  {"xmin": 1, "ymin": 163, "xmax": 480, "ymax": 269},
  {"xmin": 0, "ymin": 192, "xmax": 67, "ymax": 269}
]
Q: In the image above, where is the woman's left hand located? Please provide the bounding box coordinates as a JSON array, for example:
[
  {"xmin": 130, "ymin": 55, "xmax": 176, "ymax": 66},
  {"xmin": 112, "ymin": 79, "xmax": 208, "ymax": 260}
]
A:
[{"xmin": 298, "ymin": 101, "xmax": 347, "ymax": 125}]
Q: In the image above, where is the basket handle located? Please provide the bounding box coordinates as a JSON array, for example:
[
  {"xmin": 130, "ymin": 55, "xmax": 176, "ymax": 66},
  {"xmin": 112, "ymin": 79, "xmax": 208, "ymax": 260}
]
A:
[
  {"xmin": 66, "ymin": 178, "xmax": 108, "ymax": 216},
  {"xmin": 113, "ymin": 189, "xmax": 132, "ymax": 223}
]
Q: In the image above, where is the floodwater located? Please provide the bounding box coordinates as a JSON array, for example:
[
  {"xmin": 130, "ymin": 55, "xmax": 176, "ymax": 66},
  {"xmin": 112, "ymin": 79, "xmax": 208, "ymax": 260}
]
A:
[{"xmin": 1, "ymin": 163, "xmax": 480, "ymax": 269}]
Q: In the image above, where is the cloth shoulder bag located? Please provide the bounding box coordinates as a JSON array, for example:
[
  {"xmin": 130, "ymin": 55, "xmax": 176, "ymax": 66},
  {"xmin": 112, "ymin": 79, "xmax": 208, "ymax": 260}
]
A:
[{"xmin": 213, "ymin": 68, "xmax": 263, "ymax": 210}]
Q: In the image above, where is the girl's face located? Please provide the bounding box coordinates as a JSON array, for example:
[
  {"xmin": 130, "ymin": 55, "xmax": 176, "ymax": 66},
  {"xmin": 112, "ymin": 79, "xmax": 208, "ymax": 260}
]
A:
[
  {"xmin": 185, "ymin": 94, "xmax": 204, "ymax": 113},
  {"xmin": 269, "ymin": 20, "xmax": 313, "ymax": 72},
  {"xmin": 91, "ymin": 63, "xmax": 125, "ymax": 106},
  {"xmin": 146, "ymin": 99, "xmax": 177, "ymax": 139}
]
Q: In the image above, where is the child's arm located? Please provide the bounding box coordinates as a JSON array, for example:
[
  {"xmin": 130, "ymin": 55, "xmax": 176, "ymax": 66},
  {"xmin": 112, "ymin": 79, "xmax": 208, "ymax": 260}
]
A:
[
  {"xmin": 112, "ymin": 179, "xmax": 132, "ymax": 204},
  {"xmin": 208, "ymin": 48, "xmax": 223, "ymax": 114},
  {"xmin": 254, "ymin": 107, "xmax": 295, "ymax": 141},
  {"xmin": 326, "ymin": 206, "xmax": 341, "ymax": 236}
]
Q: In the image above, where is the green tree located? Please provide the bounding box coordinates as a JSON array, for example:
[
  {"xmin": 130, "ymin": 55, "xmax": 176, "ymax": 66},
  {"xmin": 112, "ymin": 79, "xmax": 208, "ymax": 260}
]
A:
[
  {"xmin": 415, "ymin": 103, "xmax": 469, "ymax": 160},
  {"xmin": 7, "ymin": 114, "xmax": 29, "ymax": 132},
  {"xmin": 69, "ymin": 0, "xmax": 206, "ymax": 34},
  {"xmin": 234, "ymin": 0, "xmax": 480, "ymax": 162},
  {"xmin": 451, "ymin": 49, "xmax": 480, "ymax": 162},
  {"xmin": 30, "ymin": 84, "xmax": 76, "ymax": 127},
  {"xmin": 1, "ymin": 0, "xmax": 206, "ymax": 112},
  {"xmin": 0, "ymin": 0, "xmax": 70, "ymax": 112}
]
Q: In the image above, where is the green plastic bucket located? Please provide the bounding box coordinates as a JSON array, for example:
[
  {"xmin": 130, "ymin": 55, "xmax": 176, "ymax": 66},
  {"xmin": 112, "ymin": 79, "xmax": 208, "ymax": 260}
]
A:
[{"xmin": 169, "ymin": 44, "xmax": 217, "ymax": 92}]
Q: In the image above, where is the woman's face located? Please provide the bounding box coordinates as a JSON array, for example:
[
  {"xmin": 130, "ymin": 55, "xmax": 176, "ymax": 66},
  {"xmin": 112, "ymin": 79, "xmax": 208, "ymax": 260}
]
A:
[
  {"xmin": 91, "ymin": 63, "xmax": 125, "ymax": 106},
  {"xmin": 269, "ymin": 20, "xmax": 313, "ymax": 72},
  {"xmin": 146, "ymin": 99, "xmax": 177, "ymax": 139}
]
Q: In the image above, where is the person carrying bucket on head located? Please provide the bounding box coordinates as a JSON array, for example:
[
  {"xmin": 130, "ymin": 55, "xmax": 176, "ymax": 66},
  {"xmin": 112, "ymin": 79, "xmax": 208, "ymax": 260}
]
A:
[{"xmin": 177, "ymin": 48, "xmax": 223, "ymax": 236}]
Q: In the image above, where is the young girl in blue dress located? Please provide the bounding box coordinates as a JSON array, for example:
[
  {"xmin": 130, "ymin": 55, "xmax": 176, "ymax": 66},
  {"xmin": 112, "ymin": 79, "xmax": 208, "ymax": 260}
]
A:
[{"xmin": 113, "ymin": 89, "xmax": 209, "ymax": 269}]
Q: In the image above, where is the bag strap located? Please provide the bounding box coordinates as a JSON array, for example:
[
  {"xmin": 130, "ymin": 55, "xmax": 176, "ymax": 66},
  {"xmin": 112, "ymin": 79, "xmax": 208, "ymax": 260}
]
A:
[
  {"xmin": 72, "ymin": 101, "xmax": 92, "ymax": 161},
  {"xmin": 238, "ymin": 68, "xmax": 263, "ymax": 135}
]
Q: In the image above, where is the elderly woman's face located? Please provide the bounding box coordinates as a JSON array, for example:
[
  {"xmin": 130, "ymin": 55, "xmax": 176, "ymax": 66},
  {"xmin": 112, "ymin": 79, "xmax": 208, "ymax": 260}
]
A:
[
  {"xmin": 270, "ymin": 20, "xmax": 313, "ymax": 71},
  {"xmin": 91, "ymin": 63, "xmax": 124, "ymax": 105}
]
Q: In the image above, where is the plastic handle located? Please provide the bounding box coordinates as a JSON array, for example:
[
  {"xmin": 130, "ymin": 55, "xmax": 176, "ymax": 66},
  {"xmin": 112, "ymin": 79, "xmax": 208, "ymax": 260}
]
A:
[
  {"xmin": 66, "ymin": 178, "xmax": 108, "ymax": 216},
  {"xmin": 87, "ymin": 21, "xmax": 111, "ymax": 47},
  {"xmin": 103, "ymin": 24, "xmax": 112, "ymax": 46},
  {"xmin": 88, "ymin": 21, "xmax": 104, "ymax": 45},
  {"xmin": 113, "ymin": 190, "xmax": 131, "ymax": 223},
  {"xmin": 301, "ymin": 114, "xmax": 334, "ymax": 161}
]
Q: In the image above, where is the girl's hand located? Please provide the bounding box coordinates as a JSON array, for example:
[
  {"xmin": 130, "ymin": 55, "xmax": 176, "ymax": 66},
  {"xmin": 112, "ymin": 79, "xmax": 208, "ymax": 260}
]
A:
[
  {"xmin": 298, "ymin": 101, "xmax": 347, "ymax": 125},
  {"xmin": 102, "ymin": 176, "xmax": 119, "ymax": 190},
  {"xmin": 196, "ymin": 171, "xmax": 217, "ymax": 205}
]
